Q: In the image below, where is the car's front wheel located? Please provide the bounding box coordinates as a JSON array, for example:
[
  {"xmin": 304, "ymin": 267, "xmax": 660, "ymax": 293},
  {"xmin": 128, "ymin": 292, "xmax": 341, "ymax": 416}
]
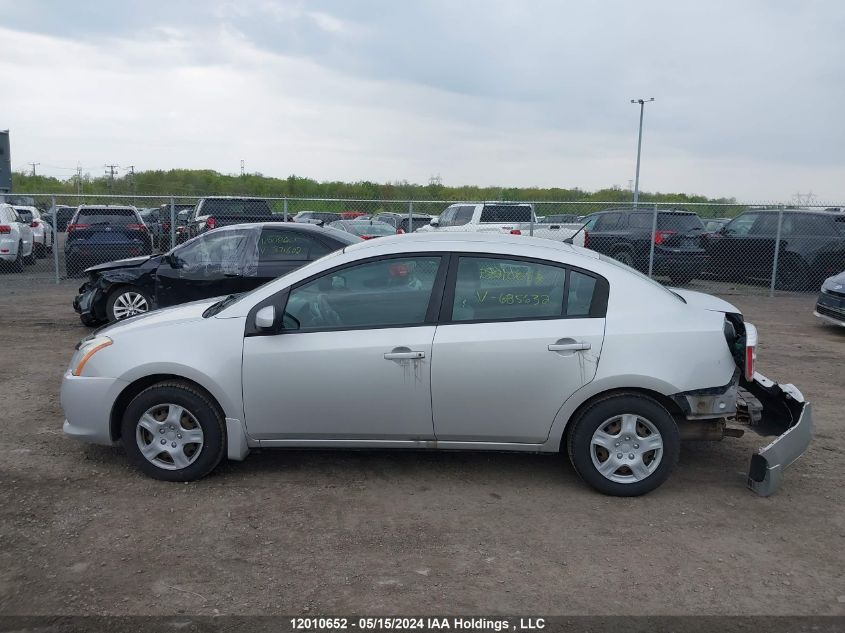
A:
[
  {"xmin": 106, "ymin": 287, "xmax": 152, "ymax": 322},
  {"xmin": 567, "ymin": 393, "xmax": 680, "ymax": 496},
  {"xmin": 122, "ymin": 381, "xmax": 226, "ymax": 481}
]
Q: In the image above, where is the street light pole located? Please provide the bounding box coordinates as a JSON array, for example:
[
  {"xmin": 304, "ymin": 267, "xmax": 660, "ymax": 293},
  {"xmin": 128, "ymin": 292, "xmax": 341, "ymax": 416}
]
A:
[{"xmin": 630, "ymin": 97, "xmax": 654, "ymax": 207}]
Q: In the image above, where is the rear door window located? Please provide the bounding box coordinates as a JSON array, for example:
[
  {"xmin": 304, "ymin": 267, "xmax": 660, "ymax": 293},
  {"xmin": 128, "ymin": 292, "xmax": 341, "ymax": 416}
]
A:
[
  {"xmin": 258, "ymin": 229, "xmax": 332, "ymax": 262},
  {"xmin": 783, "ymin": 214, "xmax": 834, "ymax": 236},
  {"xmin": 450, "ymin": 256, "xmax": 566, "ymax": 321}
]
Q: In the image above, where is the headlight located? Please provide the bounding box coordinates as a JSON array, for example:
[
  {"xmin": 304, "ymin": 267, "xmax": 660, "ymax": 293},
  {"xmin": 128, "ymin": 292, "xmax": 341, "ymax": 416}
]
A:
[
  {"xmin": 70, "ymin": 335, "xmax": 113, "ymax": 376},
  {"xmin": 822, "ymin": 277, "xmax": 843, "ymax": 293}
]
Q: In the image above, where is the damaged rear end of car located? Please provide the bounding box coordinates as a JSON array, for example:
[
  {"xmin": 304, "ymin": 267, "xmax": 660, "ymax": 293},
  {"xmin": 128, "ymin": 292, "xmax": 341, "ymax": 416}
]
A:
[{"xmin": 672, "ymin": 290, "xmax": 812, "ymax": 496}]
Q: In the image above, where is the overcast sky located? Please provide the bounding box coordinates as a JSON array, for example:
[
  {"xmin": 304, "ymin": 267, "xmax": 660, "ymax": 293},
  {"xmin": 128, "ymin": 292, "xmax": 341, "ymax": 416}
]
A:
[{"xmin": 2, "ymin": 0, "xmax": 843, "ymax": 201}]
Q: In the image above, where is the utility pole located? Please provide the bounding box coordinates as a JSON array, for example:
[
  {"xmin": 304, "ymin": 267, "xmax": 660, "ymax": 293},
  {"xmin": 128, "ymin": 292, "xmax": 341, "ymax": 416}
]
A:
[
  {"xmin": 105, "ymin": 164, "xmax": 119, "ymax": 192},
  {"xmin": 76, "ymin": 164, "xmax": 83, "ymax": 196},
  {"xmin": 29, "ymin": 162, "xmax": 40, "ymax": 177},
  {"xmin": 240, "ymin": 160, "xmax": 245, "ymax": 177},
  {"xmin": 630, "ymin": 97, "xmax": 654, "ymax": 207},
  {"xmin": 126, "ymin": 165, "xmax": 136, "ymax": 204}
]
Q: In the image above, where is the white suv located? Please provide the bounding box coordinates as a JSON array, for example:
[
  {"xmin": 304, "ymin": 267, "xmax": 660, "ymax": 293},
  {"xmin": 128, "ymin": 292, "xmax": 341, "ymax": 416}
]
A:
[
  {"xmin": 0, "ymin": 203, "xmax": 35, "ymax": 272},
  {"xmin": 14, "ymin": 205, "xmax": 54, "ymax": 258}
]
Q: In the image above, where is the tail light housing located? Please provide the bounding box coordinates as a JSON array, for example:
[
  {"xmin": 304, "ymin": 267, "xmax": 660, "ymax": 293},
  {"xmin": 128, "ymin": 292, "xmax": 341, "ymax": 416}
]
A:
[
  {"xmin": 126, "ymin": 223, "xmax": 148, "ymax": 231},
  {"xmin": 162, "ymin": 222, "xmax": 171, "ymax": 231},
  {"xmin": 30, "ymin": 221, "xmax": 39, "ymax": 228},
  {"xmin": 743, "ymin": 322, "xmax": 758, "ymax": 381},
  {"xmin": 653, "ymin": 229, "xmax": 676, "ymax": 245},
  {"xmin": 360, "ymin": 235, "xmax": 375, "ymax": 240},
  {"xmin": 396, "ymin": 227, "xmax": 405, "ymax": 235},
  {"xmin": 206, "ymin": 217, "xmax": 217, "ymax": 230},
  {"xmin": 66, "ymin": 223, "xmax": 90, "ymax": 232},
  {"xmin": 583, "ymin": 229, "xmax": 589, "ymax": 248},
  {"xmin": 0, "ymin": 225, "xmax": 11, "ymax": 234},
  {"xmin": 510, "ymin": 229, "xmax": 522, "ymax": 235}
]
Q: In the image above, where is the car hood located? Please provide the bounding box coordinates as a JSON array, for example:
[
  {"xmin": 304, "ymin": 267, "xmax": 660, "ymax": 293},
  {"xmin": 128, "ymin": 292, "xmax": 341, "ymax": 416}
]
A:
[
  {"xmin": 669, "ymin": 288, "xmax": 740, "ymax": 314},
  {"xmin": 94, "ymin": 297, "xmax": 225, "ymax": 337},
  {"xmin": 85, "ymin": 255, "xmax": 162, "ymax": 275}
]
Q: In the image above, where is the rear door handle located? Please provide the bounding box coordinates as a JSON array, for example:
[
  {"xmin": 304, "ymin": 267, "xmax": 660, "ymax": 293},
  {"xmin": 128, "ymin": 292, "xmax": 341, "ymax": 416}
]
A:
[
  {"xmin": 548, "ymin": 341, "xmax": 591, "ymax": 352},
  {"xmin": 384, "ymin": 350, "xmax": 426, "ymax": 360}
]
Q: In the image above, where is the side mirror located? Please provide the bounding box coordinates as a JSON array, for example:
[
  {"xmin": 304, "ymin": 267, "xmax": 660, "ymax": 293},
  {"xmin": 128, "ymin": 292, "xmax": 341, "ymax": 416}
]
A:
[
  {"xmin": 429, "ymin": 219, "xmax": 440, "ymax": 227},
  {"xmin": 255, "ymin": 305, "xmax": 275, "ymax": 330}
]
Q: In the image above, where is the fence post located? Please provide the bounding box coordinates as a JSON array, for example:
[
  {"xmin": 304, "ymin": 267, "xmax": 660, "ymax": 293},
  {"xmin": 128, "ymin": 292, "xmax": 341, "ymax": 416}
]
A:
[
  {"xmin": 408, "ymin": 200, "xmax": 413, "ymax": 232},
  {"xmin": 283, "ymin": 197, "xmax": 288, "ymax": 222},
  {"xmin": 647, "ymin": 204, "xmax": 658, "ymax": 277},
  {"xmin": 170, "ymin": 197, "xmax": 176, "ymax": 250},
  {"xmin": 51, "ymin": 196, "xmax": 59, "ymax": 284},
  {"xmin": 529, "ymin": 203, "xmax": 534, "ymax": 237},
  {"xmin": 769, "ymin": 208, "xmax": 784, "ymax": 297}
]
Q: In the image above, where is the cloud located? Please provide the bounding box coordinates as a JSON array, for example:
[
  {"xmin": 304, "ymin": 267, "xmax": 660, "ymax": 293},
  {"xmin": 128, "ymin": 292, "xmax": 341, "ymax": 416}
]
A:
[{"xmin": 0, "ymin": 0, "xmax": 844, "ymax": 201}]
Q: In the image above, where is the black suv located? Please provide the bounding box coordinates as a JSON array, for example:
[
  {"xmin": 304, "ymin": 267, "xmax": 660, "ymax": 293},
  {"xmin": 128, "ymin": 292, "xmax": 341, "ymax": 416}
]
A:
[
  {"xmin": 581, "ymin": 208, "xmax": 707, "ymax": 283},
  {"xmin": 707, "ymin": 208, "xmax": 845, "ymax": 290}
]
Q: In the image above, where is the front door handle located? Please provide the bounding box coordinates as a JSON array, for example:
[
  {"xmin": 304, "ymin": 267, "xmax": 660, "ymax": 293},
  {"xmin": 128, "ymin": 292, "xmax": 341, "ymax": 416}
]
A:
[
  {"xmin": 548, "ymin": 341, "xmax": 591, "ymax": 352},
  {"xmin": 384, "ymin": 350, "xmax": 426, "ymax": 360}
]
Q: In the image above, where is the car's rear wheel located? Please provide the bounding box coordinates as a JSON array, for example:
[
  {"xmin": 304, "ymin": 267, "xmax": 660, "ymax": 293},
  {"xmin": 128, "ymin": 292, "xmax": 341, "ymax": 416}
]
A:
[
  {"xmin": 106, "ymin": 287, "xmax": 152, "ymax": 322},
  {"xmin": 121, "ymin": 381, "xmax": 225, "ymax": 482},
  {"xmin": 776, "ymin": 256, "xmax": 809, "ymax": 291},
  {"xmin": 567, "ymin": 393, "xmax": 680, "ymax": 496},
  {"xmin": 11, "ymin": 242, "xmax": 24, "ymax": 273},
  {"xmin": 612, "ymin": 249, "xmax": 635, "ymax": 268}
]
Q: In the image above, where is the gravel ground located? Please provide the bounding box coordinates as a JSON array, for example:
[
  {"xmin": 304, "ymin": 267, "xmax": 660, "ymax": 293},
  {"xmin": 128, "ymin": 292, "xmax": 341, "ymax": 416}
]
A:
[{"xmin": 0, "ymin": 280, "xmax": 843, "ymax": 616}]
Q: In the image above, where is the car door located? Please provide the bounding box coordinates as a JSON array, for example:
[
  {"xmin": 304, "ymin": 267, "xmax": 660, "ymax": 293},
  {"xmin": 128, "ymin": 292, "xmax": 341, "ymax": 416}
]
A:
[
  {"xmin": 241, "ymin": 255, "xmax": 446, "ymax": 440},
  {"xmin": 708, "ymin": 212, "xmax": 759, "ymax": 278},
  {"xmin": 155, "ymin": 227, "xmax": 259, "ymax": 307},
  {"xmin": 254, "ymin": 227, "xmax": 335, "ymax": 284},
  {"xmin": 430, "ymin": 255, "xmax": 607, "ymax": 443}
]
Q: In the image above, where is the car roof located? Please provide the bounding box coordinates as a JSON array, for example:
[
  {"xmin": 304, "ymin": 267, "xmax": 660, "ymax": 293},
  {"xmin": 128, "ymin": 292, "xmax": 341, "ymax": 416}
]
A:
[
  {"xmin": 77, "ymin": 205, "xmax": 138, "ymax": 211},
  {"xmin": 588, "ymin": 207, "xmax": 695, "ymax": 215},
  {"xmin": 344, "ymin": 231, "xmax": 600, "ymax": 261},
  {"xmin": 747, "ymin": 207, "xmax": 841, "ymax": 216}
]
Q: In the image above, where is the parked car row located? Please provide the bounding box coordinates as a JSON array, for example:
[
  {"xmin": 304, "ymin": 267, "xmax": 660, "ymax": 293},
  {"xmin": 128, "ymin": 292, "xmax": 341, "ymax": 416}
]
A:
[
  {"xmin": 577, "ymin": 207, "xmax": 845, "ymax": 290},
  {"xmin": 0, "ymin": 203, "xmax": 36, "ymax": 272}
]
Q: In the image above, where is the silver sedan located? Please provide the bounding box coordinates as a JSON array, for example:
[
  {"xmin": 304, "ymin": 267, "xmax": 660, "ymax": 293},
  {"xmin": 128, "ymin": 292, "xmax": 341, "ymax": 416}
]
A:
[{"xmin": 61, "ymin": 233, "xmax": 811, "ymax": 496}]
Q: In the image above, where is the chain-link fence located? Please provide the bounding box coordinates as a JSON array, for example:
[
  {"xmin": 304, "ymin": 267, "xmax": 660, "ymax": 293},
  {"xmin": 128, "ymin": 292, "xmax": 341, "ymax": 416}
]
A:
[{"xmin": 1, "ymin": 194, "xmax": 844, "ymax": 304}]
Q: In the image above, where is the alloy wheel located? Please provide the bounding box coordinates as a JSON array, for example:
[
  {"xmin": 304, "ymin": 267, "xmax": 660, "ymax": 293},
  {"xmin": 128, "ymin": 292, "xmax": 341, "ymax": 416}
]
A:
[{"xmin": 112, "ymin": 291, "xmax": 149, "ymax": 319}]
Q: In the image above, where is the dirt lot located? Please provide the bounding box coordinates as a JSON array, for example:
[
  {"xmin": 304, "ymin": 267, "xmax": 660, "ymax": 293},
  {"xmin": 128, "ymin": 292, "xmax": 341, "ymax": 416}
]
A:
[{"xmin": 0, "ymin": 280, "xmax": 843, "ymax": 616}]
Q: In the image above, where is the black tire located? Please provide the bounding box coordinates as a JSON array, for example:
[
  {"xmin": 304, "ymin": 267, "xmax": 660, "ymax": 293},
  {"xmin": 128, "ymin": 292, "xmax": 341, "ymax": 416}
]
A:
[
  {"xmin": 24, "ymin": 247, "xmax": 36, "ymax": 265},
  {"xmin": 35, "ymin": 242, "xmax": 46, "ymax": 258},
  {"xmin": 106, "ymin": 286, "xmax": 152, "ymax": 322},
  {"xmin": 11, "ymin": 242, "xmax": 24, "ymax": 273},
  {"xmin": 79, "ymin": 313, "xmax": 104, "ymax": 327},
  {"xmin": 121, "ymin": 381, "xmax": 226, "ymax": 482},
  {"xmin": 776, "ymin": 256, "xmax": 809, "ymax": 292},
  {"xmin": 566, "ymin": 393, "xmax": 680, "ymax": 497},
  {"xmin": 612, "ymin": 249, "xmax": 636, "ymax": 268},
  {"xmin": 65, "ymin": 256, "xmax": 80, "ymax": 278}
]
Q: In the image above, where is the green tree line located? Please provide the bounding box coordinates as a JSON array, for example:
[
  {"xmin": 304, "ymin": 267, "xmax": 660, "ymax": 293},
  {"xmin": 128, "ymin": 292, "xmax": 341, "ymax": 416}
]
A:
[{"xmin": 10, "ymin": 169, "xmax": 738, "ymax": 206}]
